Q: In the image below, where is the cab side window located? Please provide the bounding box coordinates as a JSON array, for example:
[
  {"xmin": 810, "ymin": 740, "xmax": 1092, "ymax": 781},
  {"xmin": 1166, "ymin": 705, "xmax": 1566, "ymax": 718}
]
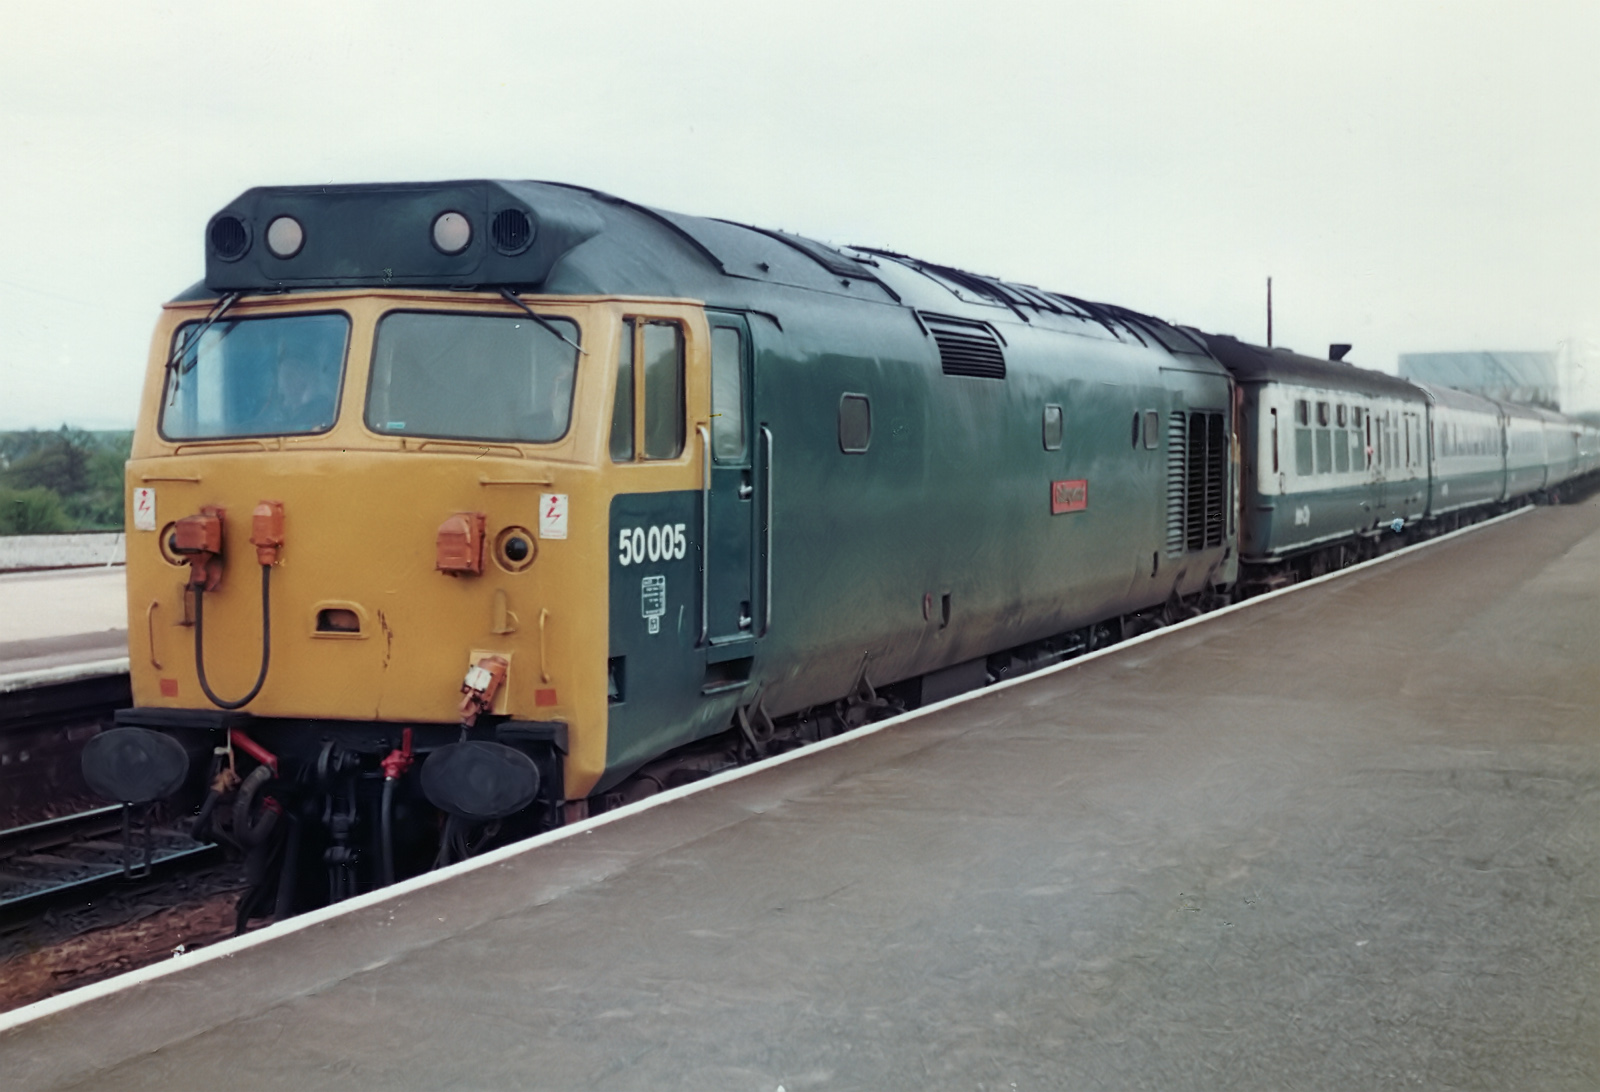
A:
[
  {"xmin": 609, "ymin": 320, "xmax": 635, "ymax": 461},
  {"xmin": 710, "ymin": 326, "xmax": 746, "ymax": 462},
  {"xmin": 642, "ymin": 322, "xmax": 685, "ymax": 459},
  {"xmin": 611, "ymin": 318, "xmax": 686, "ymax": 461}
]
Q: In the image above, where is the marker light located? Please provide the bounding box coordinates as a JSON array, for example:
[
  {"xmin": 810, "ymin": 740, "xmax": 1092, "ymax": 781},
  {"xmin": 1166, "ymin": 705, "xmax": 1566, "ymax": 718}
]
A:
[
  {"xmin": 432, "ymin": 211, "xmax": 472, "ymax": 255},
  {"xmin": 265, "ymin": 216, "xmax": 305, "ymax": 258}
]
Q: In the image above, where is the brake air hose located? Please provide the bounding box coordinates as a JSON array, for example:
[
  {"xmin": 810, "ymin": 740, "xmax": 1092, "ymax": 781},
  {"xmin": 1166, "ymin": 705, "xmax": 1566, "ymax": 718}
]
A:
[
  {"xmin": 380, "ymin": 778, "xmax": 398, "ymax": 887},
  {"xmin": 232, "ymin": 763, "xmax": 280, "ymax": 847},
  {"xmin": 195, "ymin": 563, "xmax": 272, "ymax": 710}
]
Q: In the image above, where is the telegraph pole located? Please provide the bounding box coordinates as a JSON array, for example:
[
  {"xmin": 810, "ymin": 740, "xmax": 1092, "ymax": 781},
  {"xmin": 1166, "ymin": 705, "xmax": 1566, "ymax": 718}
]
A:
[{"xmin": 1266, "ymin": 277, "xmax": 1273, "ymax": 348}]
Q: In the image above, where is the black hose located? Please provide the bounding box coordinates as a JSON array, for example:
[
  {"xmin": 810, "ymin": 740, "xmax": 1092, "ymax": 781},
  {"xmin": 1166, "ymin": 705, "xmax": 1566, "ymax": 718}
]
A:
[
  {"xmin": 273, "ymin": 810, "xmax": 300, "ymax": 921},
  {"xmin": 381, "ymin": 778, "xmax": 397, "ymax": 887},
  {"xmin": 232, "ymin": 764, "xmax": 280, "ymax": 848},
  {"xmin": 234, "ymin": 824, "xmax": 286, "ymax": 935},
  {"xmin": 195, "ymin": 564, "xmax": 272, "ymax": 710},
  {"xmin": 189, "ymin": 787, "xmax": 222, "ymax": 841},
  {"xmin": 432, "ymin": 815, "xmax": 461, "ymax": 870}
]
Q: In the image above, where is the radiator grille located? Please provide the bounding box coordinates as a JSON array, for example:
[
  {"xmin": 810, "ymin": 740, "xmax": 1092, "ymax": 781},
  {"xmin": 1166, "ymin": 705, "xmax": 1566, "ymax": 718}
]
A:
[
  {"xmin": 1165, "ymin": 412, "xmax": 1187, "ymax": 555},
  {"xmin": 1203, "ymin": 412, "xmax": 1226, "ymax": 548},
  {"xmin": 923, "ymin": 314, "xmax": 1006, "ymax": 379},
  {"xmin": 1168, "ymin": 410, "xmax": 1227, "ymax": 555}
]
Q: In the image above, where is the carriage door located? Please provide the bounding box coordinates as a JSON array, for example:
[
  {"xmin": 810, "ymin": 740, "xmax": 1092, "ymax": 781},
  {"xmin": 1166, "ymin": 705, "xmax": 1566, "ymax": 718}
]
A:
[{"xmin": 702, "ymin": 313, "xmax": 756, "ymax": 672}]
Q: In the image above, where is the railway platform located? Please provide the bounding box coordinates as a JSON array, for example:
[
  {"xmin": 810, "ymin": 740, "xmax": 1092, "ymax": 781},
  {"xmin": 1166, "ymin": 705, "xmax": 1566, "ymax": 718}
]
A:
[
  {"xmin": 3, "ymin": 499, "xmax": 1598, "ymax": 1090},
  {"xmin": 0, "ymin": 567, "xmax": 126, "ymax": 683}
]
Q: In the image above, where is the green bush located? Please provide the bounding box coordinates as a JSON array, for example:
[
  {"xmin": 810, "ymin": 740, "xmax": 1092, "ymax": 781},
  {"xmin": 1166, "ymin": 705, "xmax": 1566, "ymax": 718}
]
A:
[
  {"xmin": 0, "ymin": 487, "xmax": 72, "ymax": 535},
  {"xmin": 0, "ymin": 428, "xmax": 129, "ymax": 534}
]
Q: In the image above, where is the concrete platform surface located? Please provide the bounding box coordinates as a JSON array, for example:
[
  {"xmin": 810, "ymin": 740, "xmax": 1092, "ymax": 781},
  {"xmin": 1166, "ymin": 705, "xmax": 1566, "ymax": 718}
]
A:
[
  {"xmin": 3, "ymin": 501, "xmax": 1599, "ymax": 1091},
  {"xmin": 0, "ymin": 533, "xmax": 124, "ymax": 572},
  {"xmin": 0, "ymin": 567, "xmax": 126, "ymax": 679}
]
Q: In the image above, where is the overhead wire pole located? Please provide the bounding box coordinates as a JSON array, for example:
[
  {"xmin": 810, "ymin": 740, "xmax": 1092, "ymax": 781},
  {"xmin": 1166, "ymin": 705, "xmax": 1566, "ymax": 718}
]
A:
[{"xmin": 1266, "ymin": 276, "xmax": 1273, "ymax": 348}]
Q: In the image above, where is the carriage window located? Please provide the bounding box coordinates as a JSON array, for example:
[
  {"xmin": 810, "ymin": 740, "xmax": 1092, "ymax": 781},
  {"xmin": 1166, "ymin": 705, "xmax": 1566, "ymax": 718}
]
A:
[
  {"xmin": 1295, "ymin": 399, "xmax": 1309, "ymax": 426},
  {"xmin": 162, "ymin": 312, "xmax": 349, "ymax": 440},
  {"xmin": 1336, "ymin": 405, "xmax": 1348, "ymax": 428},
  {"xmin": 1143, "ymin": 411, "xmax": 1160, "ymax": 449},
  {"xmin": 610, "ymin": 320, "xmax": 635, "ymax": 460},
  {"xmin": 1315, "ymin": 425, "xmax": 1332, "ymax": 474},
  {"xmin": 1316, "ymin": 402, "xmax": 1330, "ymax": 427},
  {"xmin": 1334, "ymin": 425, "xmax": 1350, "ymax": 472},
  {"xmin": 1295, "ymin": 422, "xmax": 1313, "ymax": 476},
  {"xmin": 1043, "ymin": 404, "xmax": 1063, "ymax": 451},
  {"xmin": 710, "ymin": 327, "xmax": 745, "ymax": 462},
  {"xmin": 368, "ymin": 311, "xmax": 578, "ymax": 443}
]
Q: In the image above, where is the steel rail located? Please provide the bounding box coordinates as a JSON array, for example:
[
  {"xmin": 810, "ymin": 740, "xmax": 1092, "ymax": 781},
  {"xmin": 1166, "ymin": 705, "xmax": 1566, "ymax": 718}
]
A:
[{"xmin": 0, "ymin": 805, "xmax": 215, "ymax": 914}]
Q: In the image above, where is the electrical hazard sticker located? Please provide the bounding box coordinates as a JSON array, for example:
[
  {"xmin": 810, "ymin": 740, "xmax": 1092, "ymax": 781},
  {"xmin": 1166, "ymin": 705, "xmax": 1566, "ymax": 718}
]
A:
[
  {"xmin": 539, "ymin": 493, "xmax": 568, "ymax": 540},
  {"xmin": 1050, "ymin": 479, "xmax": 1088, "ymax": 515},
  {"xmin": 132, "ymin": 488, "xmax": 157, "ymax": 531},
  {"xmin": 641, "ymin": 575, "xmax": 666, "ymax": 634}
]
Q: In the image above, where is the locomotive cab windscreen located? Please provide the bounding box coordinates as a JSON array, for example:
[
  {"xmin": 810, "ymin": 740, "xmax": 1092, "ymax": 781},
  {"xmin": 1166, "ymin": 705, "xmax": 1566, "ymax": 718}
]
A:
[{"xmin": 162, "ymin": 313, "xmax": 350, "ymax": 440}]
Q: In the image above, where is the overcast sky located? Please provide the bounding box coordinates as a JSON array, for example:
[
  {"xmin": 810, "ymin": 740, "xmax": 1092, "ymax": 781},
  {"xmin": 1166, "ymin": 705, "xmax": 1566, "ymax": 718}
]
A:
[{"xmin": 3, "ymin": 0, "xmax": 1597, "ymax": 428}]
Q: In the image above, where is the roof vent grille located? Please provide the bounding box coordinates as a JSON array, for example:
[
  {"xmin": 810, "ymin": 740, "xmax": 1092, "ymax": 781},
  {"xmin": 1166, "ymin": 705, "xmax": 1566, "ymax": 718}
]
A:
[
  {"xmin": 923, "ymin": 313, "xmax": 1006, "ymax": 379},
  {"xmin": 491, "ymin": 208, "xmax": 534, "ymax": 255},
  {"xmin": 209, "ymin": 216, "xmax": 249, "ymax": 261}
]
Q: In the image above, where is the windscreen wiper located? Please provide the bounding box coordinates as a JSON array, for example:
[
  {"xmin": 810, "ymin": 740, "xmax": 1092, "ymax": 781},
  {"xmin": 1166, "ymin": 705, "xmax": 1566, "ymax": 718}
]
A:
[
  {"xmin": 499, "ymin": 289, "xmax": 588, "ymax": 355},
  {"xmin": 165, "ymin": 291, "xmax": 242, "ymax": 402}
]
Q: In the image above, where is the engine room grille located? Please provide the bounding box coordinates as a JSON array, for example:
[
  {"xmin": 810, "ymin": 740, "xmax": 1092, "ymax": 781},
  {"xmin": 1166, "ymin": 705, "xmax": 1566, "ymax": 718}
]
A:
[
  {"xmin": 1168, "ymin": 410, "xmax": 1227, "ymax": 555},
  {"xmin": 922, "ymin": 313, "xmax": 1006, "ymax": 379},
  {"xmin": 1165, "ymin": 413, "xmax": 1187, "ymax": 555}
]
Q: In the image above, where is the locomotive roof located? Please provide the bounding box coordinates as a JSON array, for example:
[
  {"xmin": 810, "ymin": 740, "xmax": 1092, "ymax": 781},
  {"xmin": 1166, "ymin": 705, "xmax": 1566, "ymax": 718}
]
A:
[
  {"xmin": 1199, "ymin": 332, "xmax": 1423, "ymax": 402},
  {"xmin": 179, "ymin": 180, "xmax": 1217, "ymax": 362}
]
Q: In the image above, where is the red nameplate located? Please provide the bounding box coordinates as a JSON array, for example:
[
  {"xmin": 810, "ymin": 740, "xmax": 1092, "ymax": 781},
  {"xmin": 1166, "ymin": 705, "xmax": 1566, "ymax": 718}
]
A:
[{"xmin": 1051, "ymin": 479, "xmax": 1088, "ymax": 514}]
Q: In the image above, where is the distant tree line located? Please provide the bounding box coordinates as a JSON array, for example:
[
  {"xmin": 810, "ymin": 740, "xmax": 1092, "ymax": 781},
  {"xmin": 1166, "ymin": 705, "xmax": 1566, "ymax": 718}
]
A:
[{"xmin": 0, "ymin": 428, "xmax": 132, "ymax": 535}]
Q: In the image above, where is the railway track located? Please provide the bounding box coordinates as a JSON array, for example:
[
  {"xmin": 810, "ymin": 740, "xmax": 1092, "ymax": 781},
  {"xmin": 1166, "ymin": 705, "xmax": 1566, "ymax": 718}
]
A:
[
  {"xmin": 0, "ymin": 805, "xmax": 215, "ymax": 915},
  {"xmin": 0, "ymin": 669, "xmax": 219, "ymax": 916}
]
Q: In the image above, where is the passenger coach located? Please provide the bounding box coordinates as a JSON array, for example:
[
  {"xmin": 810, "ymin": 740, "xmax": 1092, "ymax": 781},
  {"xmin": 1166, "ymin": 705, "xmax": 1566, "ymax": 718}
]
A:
[
  {"xmin": 1421, "ymin": 383, "xmax": 1506, "ymax": 521},
  {"xmin": 1202, "ymin": 334, "xmax": 1427, "ymax": 585}
]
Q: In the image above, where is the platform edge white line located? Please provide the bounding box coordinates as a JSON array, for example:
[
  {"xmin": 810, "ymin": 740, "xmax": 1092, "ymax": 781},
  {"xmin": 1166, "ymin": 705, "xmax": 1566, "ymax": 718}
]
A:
[{"xmin": 0, "ymin": 658, "xmax": 130, "ymax": 694}]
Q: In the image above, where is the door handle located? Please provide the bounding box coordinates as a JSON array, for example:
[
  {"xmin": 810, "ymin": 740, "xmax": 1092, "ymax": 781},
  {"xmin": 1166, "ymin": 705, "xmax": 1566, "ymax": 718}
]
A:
[
  {"xmin": 760, "ymin": 425, "xmax": 773, "ymax": 637},
  {"xmin": 697, "ymin": 424, "xmax": 711, "ymax": 647}
]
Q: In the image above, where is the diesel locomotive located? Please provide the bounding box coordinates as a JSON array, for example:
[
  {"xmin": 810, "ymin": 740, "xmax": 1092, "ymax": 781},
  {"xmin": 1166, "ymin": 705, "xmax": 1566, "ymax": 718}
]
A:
[{"xmin": 82, "ymin": 180, "xmax": 1600, "ymax": 917}]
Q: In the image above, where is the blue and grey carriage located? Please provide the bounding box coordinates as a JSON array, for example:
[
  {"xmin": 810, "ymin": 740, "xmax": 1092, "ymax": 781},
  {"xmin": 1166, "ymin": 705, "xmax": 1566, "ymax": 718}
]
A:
[{"xmin": 1201, "ymin": 334, "xmax": 1429, "ymax": 586}]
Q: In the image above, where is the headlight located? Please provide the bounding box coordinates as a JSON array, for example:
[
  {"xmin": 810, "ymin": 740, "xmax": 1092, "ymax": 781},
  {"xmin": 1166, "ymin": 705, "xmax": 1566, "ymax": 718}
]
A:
[
  {"xmin": 265, "ymin": 216, "xmax": 305, "ymax": 259},
  {"xmin": 432, "ymin": 211, "xmax": 472, "ymax": 255}
]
